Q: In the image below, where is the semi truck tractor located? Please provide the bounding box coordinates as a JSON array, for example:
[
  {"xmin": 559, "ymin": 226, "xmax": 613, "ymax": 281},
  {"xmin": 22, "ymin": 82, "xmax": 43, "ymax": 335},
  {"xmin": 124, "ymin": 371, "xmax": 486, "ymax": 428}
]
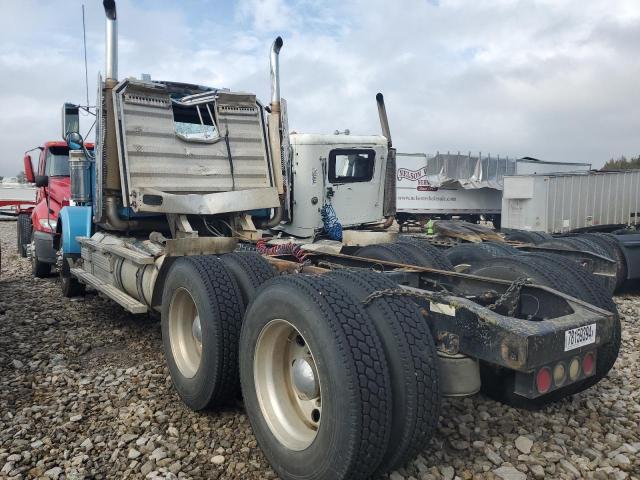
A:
[
  {"xmin": 18, "ymin": 140, "xmax": 92, "ymax": 278},
  {"xmin": 53, "ymin": 2, "xmax": 620, "ymax": 479}
]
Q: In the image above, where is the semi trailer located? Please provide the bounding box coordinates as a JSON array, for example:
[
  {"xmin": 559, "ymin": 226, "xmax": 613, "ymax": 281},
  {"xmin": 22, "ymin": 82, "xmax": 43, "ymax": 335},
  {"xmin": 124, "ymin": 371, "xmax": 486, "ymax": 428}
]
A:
[
  {"xmin": 502, "ymin": 170, "xmax": 640, "ymax": 233},
  {"xmin": 49, "ymin": 2, "xmax": 621, "ymax": 479},
  {"xmin": 396, "ymin": 152, "xmax": 590, "ymax": 228}
]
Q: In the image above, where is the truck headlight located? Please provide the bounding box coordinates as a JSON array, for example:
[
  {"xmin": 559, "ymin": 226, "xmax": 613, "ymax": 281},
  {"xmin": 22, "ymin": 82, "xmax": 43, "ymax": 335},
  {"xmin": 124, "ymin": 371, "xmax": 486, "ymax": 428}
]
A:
[{"xmin": 39, "ymin": 219, "xmax": 57, "ymax": 231}]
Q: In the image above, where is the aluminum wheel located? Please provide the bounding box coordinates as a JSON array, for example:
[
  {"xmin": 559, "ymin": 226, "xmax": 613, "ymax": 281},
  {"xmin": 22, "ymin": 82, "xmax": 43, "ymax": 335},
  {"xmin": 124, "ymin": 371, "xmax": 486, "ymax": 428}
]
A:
[
  {"xmin": 168, "ymin": 287, "xmax": 202, "ymax": 378},
  {"xmin": 254, "ymin": 319, "xmax": 322, "ymax": 451}
]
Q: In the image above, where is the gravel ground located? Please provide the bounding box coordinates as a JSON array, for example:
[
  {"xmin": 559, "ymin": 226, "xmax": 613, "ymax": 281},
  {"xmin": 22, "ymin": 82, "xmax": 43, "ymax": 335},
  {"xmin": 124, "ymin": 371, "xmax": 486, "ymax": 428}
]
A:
[{"xmin": 0, "ymin": 221, "xmax": 638, "ymax": 480}]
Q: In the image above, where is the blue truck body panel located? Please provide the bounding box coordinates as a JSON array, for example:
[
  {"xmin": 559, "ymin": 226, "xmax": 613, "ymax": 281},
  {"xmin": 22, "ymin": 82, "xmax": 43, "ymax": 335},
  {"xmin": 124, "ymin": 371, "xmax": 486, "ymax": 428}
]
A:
[{"xmin": 59, "ymin": 206, "xmax": 92, "ymax": 254}]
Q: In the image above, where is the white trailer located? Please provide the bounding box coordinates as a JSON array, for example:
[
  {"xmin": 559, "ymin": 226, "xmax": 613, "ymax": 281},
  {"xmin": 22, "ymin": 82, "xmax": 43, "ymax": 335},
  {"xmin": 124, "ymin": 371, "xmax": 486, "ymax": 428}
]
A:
[
  {"xmin": 396, "ymin": 153, "xmax": 502, "ymax": 223},
  {"xmin": 396, "ymin": 153, "xmax": 591, "ymax": 225},
  {"xmin": 502, "ymin": 170, "xmax": 640, "ymax": 233},
  {"xmin": 515, "ymin": 157, "xmax": 591, "ymax": 175}
]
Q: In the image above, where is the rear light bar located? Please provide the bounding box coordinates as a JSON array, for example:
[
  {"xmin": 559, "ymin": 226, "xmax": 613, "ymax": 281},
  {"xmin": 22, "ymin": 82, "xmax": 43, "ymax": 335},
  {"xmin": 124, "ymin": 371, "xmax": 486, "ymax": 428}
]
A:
[{"xmin": 514, "ymin": 350, "xmax": 597, "ymax": 398}]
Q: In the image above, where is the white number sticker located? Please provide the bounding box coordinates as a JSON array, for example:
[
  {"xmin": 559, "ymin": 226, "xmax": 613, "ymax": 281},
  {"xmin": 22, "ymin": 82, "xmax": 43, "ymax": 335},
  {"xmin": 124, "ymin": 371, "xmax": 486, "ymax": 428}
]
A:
[{"xmin": 564, "ymin": 324, "xmax": 596, "ymax": 351}]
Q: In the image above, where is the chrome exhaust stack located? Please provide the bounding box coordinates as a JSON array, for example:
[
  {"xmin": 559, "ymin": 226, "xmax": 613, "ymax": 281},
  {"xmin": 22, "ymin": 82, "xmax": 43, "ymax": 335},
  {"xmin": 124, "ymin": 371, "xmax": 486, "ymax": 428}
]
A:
[
  {"xmin": 101, "ymin": 0, "xmax": 124, "ymax": 225},
  {"xmin": 104, "ymin": 0, "xmax": 118, "ymax": 80},
  {"xmin": 270, "ymin": 36, "xmax": 283, "ymax": 107},
  {"xmin": 376, "ymin": 93, "xmax": 392, "ymax": 148},
  {"xmin": 376, "ymin": 93, "xmax": 397, "ymax": 223},
  {"xmin": 259, "ymin": 36, "xmax": 285, "ymax": 229}
]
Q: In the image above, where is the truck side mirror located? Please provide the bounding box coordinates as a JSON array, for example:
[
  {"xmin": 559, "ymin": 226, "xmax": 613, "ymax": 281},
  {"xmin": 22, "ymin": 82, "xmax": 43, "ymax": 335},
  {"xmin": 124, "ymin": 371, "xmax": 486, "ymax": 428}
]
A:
[
  {"xmin": 35, "ymin": 175, "xmax": 49, "ymax": 188},
  {"xmin": 24, "ymin": 154, "xmax": 35, "ymax": 183},
  {"xmin": 62, "ymin": 103, "xmax": 80, "ymax": 139}
]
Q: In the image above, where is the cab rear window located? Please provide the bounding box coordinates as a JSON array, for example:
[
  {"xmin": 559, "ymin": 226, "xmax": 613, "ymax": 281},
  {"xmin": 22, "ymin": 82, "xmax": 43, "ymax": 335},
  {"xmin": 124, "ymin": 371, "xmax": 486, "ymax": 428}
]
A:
[{"xmin": 328, "ymin": 149, "xmax": 375, "ymax": 183}]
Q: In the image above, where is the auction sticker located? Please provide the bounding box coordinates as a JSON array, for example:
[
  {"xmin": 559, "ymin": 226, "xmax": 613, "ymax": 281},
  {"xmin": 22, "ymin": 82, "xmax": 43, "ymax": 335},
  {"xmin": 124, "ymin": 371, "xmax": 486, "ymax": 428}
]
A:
[{"xmin": 564, "ymin": 324, "xmax": 596, "ymax": 351}]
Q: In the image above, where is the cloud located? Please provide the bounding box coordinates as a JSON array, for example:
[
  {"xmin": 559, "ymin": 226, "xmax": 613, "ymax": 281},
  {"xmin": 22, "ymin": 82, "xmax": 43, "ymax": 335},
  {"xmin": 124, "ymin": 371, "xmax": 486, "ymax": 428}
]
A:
[{"xmin": 0, "ymin": 0, "xmax": 638, "ymax": 176}]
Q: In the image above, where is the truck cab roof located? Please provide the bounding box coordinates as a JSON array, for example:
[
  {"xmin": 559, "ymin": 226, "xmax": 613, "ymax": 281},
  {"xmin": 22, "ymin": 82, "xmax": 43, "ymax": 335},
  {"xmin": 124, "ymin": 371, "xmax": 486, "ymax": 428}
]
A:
[{"xmin": 289, "ymin": 133, "xmax": 388, "ymax": 147}]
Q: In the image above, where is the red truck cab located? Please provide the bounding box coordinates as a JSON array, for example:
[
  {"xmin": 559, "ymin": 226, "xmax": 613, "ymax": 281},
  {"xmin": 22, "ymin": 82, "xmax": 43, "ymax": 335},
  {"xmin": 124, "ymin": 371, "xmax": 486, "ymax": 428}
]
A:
[{"xmin": 22, "ymin": 141, "xmax": 93, "ymax": 276}]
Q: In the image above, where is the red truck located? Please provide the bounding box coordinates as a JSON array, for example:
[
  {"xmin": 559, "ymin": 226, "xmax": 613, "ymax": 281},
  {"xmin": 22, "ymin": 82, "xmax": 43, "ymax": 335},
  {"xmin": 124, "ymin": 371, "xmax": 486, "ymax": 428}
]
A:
[{"xmin": 20, "ymin": 141, "xmax": 93, "ymax": 277}]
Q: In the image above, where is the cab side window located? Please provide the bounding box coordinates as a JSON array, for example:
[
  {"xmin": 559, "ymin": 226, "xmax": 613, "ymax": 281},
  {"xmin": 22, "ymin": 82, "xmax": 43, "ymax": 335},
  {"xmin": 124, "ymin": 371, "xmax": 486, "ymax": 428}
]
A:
[
  {"xmin": 328, "ymin": 149, "xmax": 375, "ymax": 183},
  {"xmin": 38, "ymin": 149, "xmax": 46, "ymax": 175}
]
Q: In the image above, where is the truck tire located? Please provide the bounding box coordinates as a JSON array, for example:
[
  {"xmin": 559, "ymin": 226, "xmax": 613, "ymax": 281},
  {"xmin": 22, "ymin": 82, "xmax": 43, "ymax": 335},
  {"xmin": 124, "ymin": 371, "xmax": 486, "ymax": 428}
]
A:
[
  {"xmin": 239, "ymin": 274, "xmax": 392, "ymax": 480},
  {"xmin": 31, "ymin": 233, "xmax": 51, "ymax": 278},
  {"xmin": 17, "ymin": 214, "xmax": 31, "ymax": 258},
  {"xmin": 539, "ymin": 236, "xmax": 618, "ymax": 291},
  {"xmin": 587, "ymin": 233, "xmax": 627, "ymax": 289},
  {"xmin": 467, "ymin": 256, "xmax": 620, "ymax": 408},
  {"xmin": 526, "ymin": 250, "xmax": 615, "ymax": 295},
  {"xmin": 161, "ymin": 256, "xmax": 244, "ymax": 410},
  {"xmin": 561, "ymin": 235, "xmax": 611, "ymax": 259},
  {"xmin": 60, "ymin": 253, "xmax": 85, "ymax": 297},
  {"xmin": 398, "ymin": 237, "xmax": 454, "ymax": 270},
  {"xmin": 354, "ymin": 243, "xmax": 420, "ymax": 265},
  {"xmin": 327, "ymin": 269, "xmax": 440, "ymax": 473},
  {"xmin": 219, "ymin": 252, "xmax": 277, "ymax": 307},
  {"xmin": 503, "ymin": 230, "xmax": 551, "ymax": 244},
  {"xmin": 537, "ymin": 237, "xmax": 599, "ymax": 254},
  {"xmin": 444, "ymin": 242, "xmax": 519, "ymax": 267}
]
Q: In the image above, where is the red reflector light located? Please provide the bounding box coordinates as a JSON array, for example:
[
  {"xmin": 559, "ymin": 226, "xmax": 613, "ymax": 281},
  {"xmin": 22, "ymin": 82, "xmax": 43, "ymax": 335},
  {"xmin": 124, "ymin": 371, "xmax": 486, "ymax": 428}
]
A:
[
  {"xmin": 583, "ymin": 352, "xmax": 595, "ymax": 376},
  {"xmin": 536, "ymin": 367, "xmax": 552, "ymax": 394}
]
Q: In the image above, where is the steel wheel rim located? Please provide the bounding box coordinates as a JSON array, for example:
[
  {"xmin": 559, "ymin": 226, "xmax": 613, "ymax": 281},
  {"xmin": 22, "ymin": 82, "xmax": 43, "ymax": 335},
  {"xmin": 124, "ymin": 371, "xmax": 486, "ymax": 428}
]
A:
[
  {"xmin": 169, "ymin": 287, "xmax": 202, "ymax": 378},
  {"xmin": 254, "ymin": 319, "xmax": 322, "ymax": 451}
]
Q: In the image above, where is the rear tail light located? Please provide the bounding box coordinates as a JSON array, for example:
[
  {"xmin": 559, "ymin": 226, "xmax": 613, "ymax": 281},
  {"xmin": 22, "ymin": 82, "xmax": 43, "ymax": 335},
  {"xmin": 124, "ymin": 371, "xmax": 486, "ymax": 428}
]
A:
[
  {"xmin": 536, "ymin": 367, "xmax": 552, "ymax": 394},
  {"xmin": 515, "ymin": 351, "xmax": 598, "ymax": 398},
  {"xmin": 569, "ymin": 357, "xmax": 581, "ymax": 381},
  {"xmin": 582, "ymin": 352, "xmax": 595, "ymax": 376},
  {"xmin": 553, "ymin": 363, "xmax": 566, "ymax": 387}
]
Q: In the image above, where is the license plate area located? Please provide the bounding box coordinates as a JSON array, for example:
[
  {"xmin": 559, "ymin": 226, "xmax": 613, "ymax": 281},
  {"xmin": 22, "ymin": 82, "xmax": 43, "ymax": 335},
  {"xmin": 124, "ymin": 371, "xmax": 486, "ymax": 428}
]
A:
[{"xmin": 565, "ymin": 323, "xmax": 596, "ymax": 351}]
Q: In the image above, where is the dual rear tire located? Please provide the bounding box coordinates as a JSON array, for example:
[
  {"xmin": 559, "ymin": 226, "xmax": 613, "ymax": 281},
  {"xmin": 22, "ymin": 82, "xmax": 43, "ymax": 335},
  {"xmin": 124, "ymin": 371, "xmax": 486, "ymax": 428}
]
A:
[
  {"xmin": 161, "ymin": 253, "xmax": 442, "ymax": 479},
  {"xmin": 239, "ymin": 272, "xmax": 441, "ymax": 479}
]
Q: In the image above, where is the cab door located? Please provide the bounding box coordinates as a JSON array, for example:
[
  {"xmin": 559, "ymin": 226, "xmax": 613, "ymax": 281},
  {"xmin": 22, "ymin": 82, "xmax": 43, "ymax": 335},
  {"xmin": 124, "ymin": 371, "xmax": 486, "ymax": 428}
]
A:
[{"xmin": 325, "ymin": 147, "xmax": 384, "ymax": 226}]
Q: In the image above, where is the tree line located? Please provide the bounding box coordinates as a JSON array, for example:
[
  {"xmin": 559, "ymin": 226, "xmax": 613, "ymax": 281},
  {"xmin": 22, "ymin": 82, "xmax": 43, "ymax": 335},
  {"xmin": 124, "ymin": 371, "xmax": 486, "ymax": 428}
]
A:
[{"xmin": 602, "ymin": 155, "xmax": 640, "ymax": 171}]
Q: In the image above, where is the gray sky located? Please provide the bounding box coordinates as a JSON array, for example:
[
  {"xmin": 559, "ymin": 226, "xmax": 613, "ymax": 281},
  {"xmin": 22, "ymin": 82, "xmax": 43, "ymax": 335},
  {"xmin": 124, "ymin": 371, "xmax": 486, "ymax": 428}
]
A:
[{"xmin": 1, "ymin": 0, "xmax": 638, "ymax": 176}]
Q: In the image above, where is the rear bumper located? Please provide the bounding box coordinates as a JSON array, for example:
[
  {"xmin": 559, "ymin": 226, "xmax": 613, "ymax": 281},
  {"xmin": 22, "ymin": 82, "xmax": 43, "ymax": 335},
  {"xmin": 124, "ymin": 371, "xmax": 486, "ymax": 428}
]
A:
[
  {"xmin": 33, "ymin": 230, "xmax": 57, "ymax": 264},
  {"xmin": 421, "ymin": 289, "xmax": 614, "ymax": 372}
]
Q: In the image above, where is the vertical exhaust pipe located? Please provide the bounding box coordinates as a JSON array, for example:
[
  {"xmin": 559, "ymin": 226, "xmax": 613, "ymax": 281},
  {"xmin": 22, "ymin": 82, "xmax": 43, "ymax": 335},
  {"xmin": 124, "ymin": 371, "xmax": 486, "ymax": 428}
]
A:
[
  {"xmin": 268, "ymin": 37, "xmax": 285, "ymax": 196},
  {"xmin": 101, "ymin": 0, "xmax": 123, "ymax": 221},
  {"xmin": 376, "ymin": 93, "xmax": 396, "ymax": 223},
  {"xmin": 270, "ymin": 36, "xmax": 283, "ymax": 107},
  {"xmin": 103, "ymin": 0, "xmax": 117, "ymax": 81},
  {"xmin": 257, "ymin": 36, "xmax": 285, "ymax": 229},
  {"xmin": 376, "ymin": 92, "xmax": 392, "ymax": 147}
]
